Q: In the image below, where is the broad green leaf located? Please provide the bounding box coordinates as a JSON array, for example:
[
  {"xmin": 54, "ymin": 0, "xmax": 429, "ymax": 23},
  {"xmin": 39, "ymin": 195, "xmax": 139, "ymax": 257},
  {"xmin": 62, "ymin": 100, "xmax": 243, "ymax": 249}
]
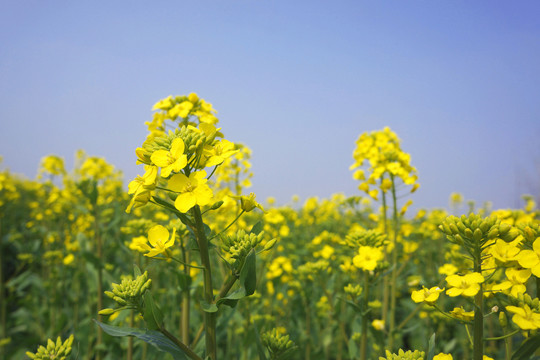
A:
[
  {"xmin": 201, "ymin": 301, "xmax": 218, "ymax": 313},
  {"xmin": 94, "ymin": 320, "xmax": 188, "ymax": 360},
  {"xmin": 250, "ymin": 221, "xmax": 263, "ymax": 235},
  {"xmin": 512, "ymin": 334, "xmax": 540, "ymax": 360},
  {"xmin": 143, "ymin": 292, "xmax": 164, "ymax": 331},
  {"xmin": 240, "ymin": 249, "xmax": 257, "ymax": 295},
  {"xmin": 426, "ymin": 333, "xmax": 436, "ymax": 360}
]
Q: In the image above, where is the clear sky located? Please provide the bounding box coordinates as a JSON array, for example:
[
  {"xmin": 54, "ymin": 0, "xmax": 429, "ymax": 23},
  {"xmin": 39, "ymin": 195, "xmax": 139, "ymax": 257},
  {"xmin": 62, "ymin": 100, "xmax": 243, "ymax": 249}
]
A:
[{"xmin": 1, "ymin": 1, "xmax": 539, "ymax": 211}]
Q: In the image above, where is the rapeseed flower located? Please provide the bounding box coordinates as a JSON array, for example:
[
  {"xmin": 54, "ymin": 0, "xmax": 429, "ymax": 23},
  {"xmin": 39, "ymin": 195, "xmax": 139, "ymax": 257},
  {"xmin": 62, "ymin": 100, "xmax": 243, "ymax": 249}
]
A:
[
  {"xmin": 138, "ymin": 225, "xmax": 176, "ymax": 258},
  {"xmin": 517, "ymin": 238, "xmax": 540, "ymax": 276},
  {"xmin": 353, "ymin": 245, "xmax": 384, "ymax": 271},
  {"xmin": 151, "ymin": 138, "xmax": 188, "ymax": 178},
  {"xmin": 445, "ymin": 272, "xmax": 484, "ymax": 297},
  {"xmin": 411, "ymin": 286, "xmax": 444, "ymax": 304},
  {"xmin": 506, "ymin": 304, "xmax": 540, "ymax": 330},
  {"xmin": 169, "ymin": 170, "xmax": 213, "ymax": 213}
]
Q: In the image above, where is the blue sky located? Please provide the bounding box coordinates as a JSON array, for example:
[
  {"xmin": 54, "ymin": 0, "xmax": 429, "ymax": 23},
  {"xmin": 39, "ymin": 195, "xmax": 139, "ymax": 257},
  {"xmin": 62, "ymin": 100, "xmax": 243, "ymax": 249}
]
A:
[{"xmin": 1, "ymin": 1, "xmax": 539, "ymax": 211}]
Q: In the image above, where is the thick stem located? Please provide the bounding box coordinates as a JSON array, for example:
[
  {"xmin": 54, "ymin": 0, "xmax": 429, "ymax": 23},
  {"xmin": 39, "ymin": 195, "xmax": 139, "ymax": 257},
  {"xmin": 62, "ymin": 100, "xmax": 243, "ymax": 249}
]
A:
[
  {"xmin": 360, "ymin": 271, "xmax": 370, "ymax": 360},
  {"xmin": 388, "ymin": 177, "xmax": 400, "ymax": 350},
  {"xmin": 95, "ymin": 208, "xmax": 103, "ymax": 360},
  {"xmin": 191, "ymin": 206, "xmax": 216, "ymax": 360},
  {"xmin": 127, "ymin": 311, "xmax": 134, "ymax": 360},
  {"xmin": 473, "ymin": 248, "xmax": 484, "ymax": 360},
  {"xmin": 181, "ymin": 248, "xmax": 190, "ymax": 345},
  {"xmin": 381, "ymin": 187, "xmax": 389, "ymax": 326},
  {"xmin": 161, "ymin": 328, "xmax": 204, "ymax": 360}
]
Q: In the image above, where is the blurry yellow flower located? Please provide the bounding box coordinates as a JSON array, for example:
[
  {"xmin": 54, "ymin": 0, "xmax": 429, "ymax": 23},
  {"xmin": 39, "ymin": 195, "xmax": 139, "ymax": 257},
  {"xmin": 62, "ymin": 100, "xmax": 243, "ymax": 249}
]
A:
[
  {"xmin": 152, "ymin": 95, "xmax": 173, "ymax": 110},
  {"xmin": 433, "ymin": 354, "xmax": 453, "ymax": 360},
  {"xmin": 491, "ymin": 268, "xmax": 531, "ymax": 297},
  {"xmin": 446, "ymin": 273, "xmax": 484, "ymax": 297},
  {"xmin": 140, "ymin": 225, "xmax": 176, "ymax": 258},
  {"xmin": 438, "ymin": 263, "xmax": 458, "ymax": 276},
  {"xmin": 518, "ymin": 238, "xmax": 540, "ymax": 276},
  {"xmin": 411, "ymin": 286, "xmax": 444, "ymax": 304},
  {"xmin": 450, "ymin": 307, "xmax": 474, "ymax": 322},
  {"xmin": 490, "ymin": 239, "xmax": 520, "ymax": 263},
  {"xmin": 169, "ymin": 100, "xmax": 194, "ymax": 118},
  {"xmin": 63, "ymin": 254, "xmax": 75, "ymax": 266},
  {"xmin": 372, "ymin": 319, "xmax": 385, "ymax": 331},
  {"xmin": 169, "ymin": 170, "xmax": 213, "ymax": 213},
  {"xmin": 506, "ymin": 304, "xmax": 540, "ymax": 330},
  {"xmin": 204, "ymin": 139, "xmax": 238, "ymax": 167},
  {"xmin": 151, "ymin": 138, "xmax": 188, "ymax": 178},
  {"xmin": 353, "ymin": 245, "xmax": 383, "ymax": 271},
  {"xmin": 231, "ymin": 192, "xmax": 264, "ymax": 212}
]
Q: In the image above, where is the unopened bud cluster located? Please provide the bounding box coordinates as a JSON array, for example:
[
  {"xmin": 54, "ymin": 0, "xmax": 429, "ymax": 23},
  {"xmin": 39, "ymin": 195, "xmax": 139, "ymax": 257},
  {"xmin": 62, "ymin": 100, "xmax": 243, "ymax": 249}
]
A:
[
  {"xmin": 221, "ymin": 230, "xmax": 265, "ymax": 271},
  {"xmin": 518, "ymin": 222, "xmax": 540, "ymax": 247},
  {"xmin": 379, "ymin": 349, "xmax": 425, "ymax": 360},
  {"xmin": 439, "ymin": 214, "xmax": 518, "ymax": 251},
  {"xmin": 26, "ymin": 335, "xmax": 74, "ymax": 360},
  {"xmin": 345, "ymin": 229, "xmax": 386, "ymax": 248},
  {"xmin": 507, "ymin": 293, "xmax": 540, "ymax": 312},
  {"xmin": 297, "ymin": 260, "xmax": 331, "ymax": 280},
  {"xmin": 261, "ymin": 328, "xmax": 297, "ymax": 360},
  {"xmin": 138, "ymin": 126, "xmax": 218, "ymax": 167},
  {"xmin": 102, "ymin": 272, "xmax": 152, "ymax": 311}
]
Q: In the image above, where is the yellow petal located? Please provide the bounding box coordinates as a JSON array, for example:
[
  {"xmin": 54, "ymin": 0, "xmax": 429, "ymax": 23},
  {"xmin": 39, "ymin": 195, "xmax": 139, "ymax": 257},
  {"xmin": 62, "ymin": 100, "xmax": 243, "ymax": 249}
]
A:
[
  {"xmin": 148, "ymin": 225, "xmax": 169, "ymax": 247},
  {"xmin": 151, "ymin": 150, "xmax": 171, "ymax": 168},
  {"xmin": 168, "ymin": 173, "xmax": 189, "ymax": 192},
  {"xmin": 175, "ymin": 192, "xmax": 197, "ymax": 213}
]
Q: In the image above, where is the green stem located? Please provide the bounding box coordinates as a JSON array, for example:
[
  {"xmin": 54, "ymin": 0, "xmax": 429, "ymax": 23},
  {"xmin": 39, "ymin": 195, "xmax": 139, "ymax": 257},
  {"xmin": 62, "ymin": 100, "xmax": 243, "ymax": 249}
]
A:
[
  {"xmin": 483, "ymin": 329, "xmax": 519, "ymax": 341},
  {"xmin": 191, "ymin": 205, "xmax": 216, "ymax": 360},
  {"xmin": 473, "ymin": 248, "xmax": 484, "ymax": 360},
  {"xmin": 161, "ymin": 328, "xmax": 204, "ymax": 360},
  {"xmin": 381, "ymin": 185, "xmax": 389, "ymax": 326},
  {"xmin": 209, "ymin": 210, "xmax": 245, "ymax": 241},
  {"xmin": 360, "ymin": 271, "xmax": 370, "ymax": 360},
  {"xmin": 94, "ymin": 206, "xmax": 103, "ymax": 360},
  {"xmin": 388, "ymin": 176, "xmax": 400, "ymax": 350},
  {"xmin": 181, "ymin": 247, "xmax": 190, "ymax": 345}
]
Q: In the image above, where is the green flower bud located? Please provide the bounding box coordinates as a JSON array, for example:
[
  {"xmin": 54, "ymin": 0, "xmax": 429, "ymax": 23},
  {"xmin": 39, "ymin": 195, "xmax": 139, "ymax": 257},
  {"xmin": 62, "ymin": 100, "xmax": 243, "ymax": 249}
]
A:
[
  {"xmin": 473, "ymin": 228, "xmax": 483, "ymax": 242},
  {"xmin": 499, "ymin": 311, "xmax": 508, "ymax": 328}
]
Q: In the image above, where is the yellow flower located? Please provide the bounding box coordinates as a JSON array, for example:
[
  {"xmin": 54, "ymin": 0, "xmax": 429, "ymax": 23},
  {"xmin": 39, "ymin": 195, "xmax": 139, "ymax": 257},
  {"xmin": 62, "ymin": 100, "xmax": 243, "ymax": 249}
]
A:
[
  {"xmin": 411, "ymin": 286, "xmax": 444, "ymax": 304},
  {"xmin": 450, "ymin": 307, "xmax": 474, "ymax": 321},
  {"xmin": 353, "ymin": 246, "xmax": 384, "ymax": 271},
  {"xmin": 204, "ymin": 139, "xmax": 238, "ymax": 167},
  {"xmin": 169, "ymin": 170, "xmax": 213, "ymax": 213},
  {"xmin": 231, "ymin": 192, "xmax": 264, "ymax": 212},
  {"xmin": 445, "ymin": 272, "xmax": 484, "ymax": 297},
  {"xmin": 151, "ymin": 138, "xmax": 188, "ymax": 178},
  {"xmin": 506, "ymin": 304, "xmax": 540, "ymax": 330},
  {"xmin": 438, "ymin": 263, "xmax": 458, "ymax": 276},
  {"xmin": 433, "ymin": 354, "xmax": 453, "ymax": 360},
  {"xmin": 372, "ymin": 319, "xmax": 385, "ymax": 331},
  {"xmin": 169, "ymin": 100, "xmax": 194, "ymax": 118},
  {"xmin": 142, "ymin": 225, "xmax": 176, "ymax": 258},
  {"xmin": 490, "ymin": 239, "xmax": 520, "ymax": 263},
  {"xmin": 491, "ymin": 268, "xmax": 531, "ymax": 297},
  {"xmin": 152, "ymin": 95, "xmax": 173, "ymax": 110},
  {"xmin": 518, "ymin": 238, "xmax": 540, "ymax": 276}
]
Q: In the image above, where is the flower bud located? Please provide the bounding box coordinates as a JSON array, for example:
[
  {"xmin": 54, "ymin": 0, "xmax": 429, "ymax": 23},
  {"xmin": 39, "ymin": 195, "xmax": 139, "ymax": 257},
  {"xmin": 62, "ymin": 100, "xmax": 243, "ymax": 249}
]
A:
[{"xmin": 499, "ymin": 311, "xmax": 508, "ymax": 328}]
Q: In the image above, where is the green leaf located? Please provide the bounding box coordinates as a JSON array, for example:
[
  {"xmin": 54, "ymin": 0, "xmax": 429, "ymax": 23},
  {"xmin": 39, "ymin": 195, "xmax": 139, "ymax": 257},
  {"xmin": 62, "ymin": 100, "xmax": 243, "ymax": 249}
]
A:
[
  {"xmin": 94, "ymin": 320, "xmax": 188, "ymax": 360},
  {"xmin": 143, "ymin": 292, "xmax": 164, "ymax": 330},
  {"xmin": 133, "ymin": 264, "xmax": 142, "ymax": 277},
  {"xmin": 201, "ymin": 301, "xmax": 218, "ymax": 313},
  {"xmin": 426, "ymin": 333, "xmax": 436, "ymax": 360},
  {"xmin": 250, "ymin": 221, "xmax": 263, "ymax": 235},
  {"xmin": 216, "ymin": 288, "xmax": 246, "ymax": 308},
  {"xmin": 252, "ymin": 320, "xmax": 268, "ymax": 360},
  {"xmin": 177, "ymin": 272, "xmax": 192, "ymax": 292},
  {"xmin": 512, "ymin": 334, "xmax": 540, "ymax": 360},
  {"xmin": 240, "ymin": 249, "xmax": 257, "ymax": 295}
]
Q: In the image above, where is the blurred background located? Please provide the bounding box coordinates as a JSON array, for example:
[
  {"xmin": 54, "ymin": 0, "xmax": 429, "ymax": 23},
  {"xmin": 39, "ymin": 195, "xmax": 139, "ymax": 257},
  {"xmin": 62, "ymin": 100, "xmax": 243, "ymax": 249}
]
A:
[{"xmin": 1, "ymin": 1, "xmax": 539, "ymax": 210}]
